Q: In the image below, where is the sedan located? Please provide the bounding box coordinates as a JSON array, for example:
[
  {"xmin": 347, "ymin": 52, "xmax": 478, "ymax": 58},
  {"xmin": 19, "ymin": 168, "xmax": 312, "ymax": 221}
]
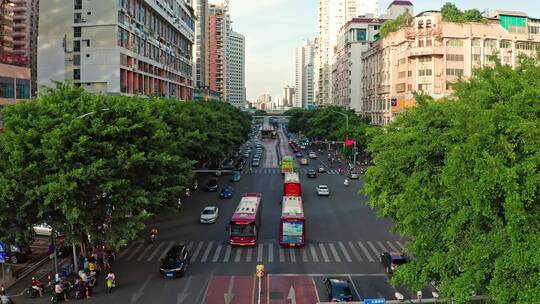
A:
[
  {"xmin": 307, "ymin": 169, "xmax": 317, "ymax": 178},
  {"xmin": 242, "ymin": 152, "xmax": 250, "ymax": 158},
  {"xmin": 159, "ymin": 244, "xmax": 190, "ymax": 278},
  {"xmin": 219, "ymin": 185, "xmax": 234, "ymax": 199},
  {"xmin": 251, "ymin": 160, "xmax": 260, "ymax": 167},
  {"xmin": 324, "ymin": 277, "xmax": 353, "ymax": 302},
  {"xmin": 316, "ymin": 185, "xmax": 330, "ymax": 196},
  {"xmin": 230, "ymin": 171, "xmax": 241, "ymax": 182},
  {"xmin": 200, "ymin": 206, "xmax": 219, "ymax": 224},
  {"xmin": 308, "ymin": 152, "xmax": 317, "ymax": 159},
  {"xmin": 33, "ymin": 223, "xmax": 53, "ymax": 236},
  {"xmin": 205, "ymin": 179, "xmax": 218, "ymax": 192},
  {"xmin": 317, "ymin": 166, "xmax": 326, "ymax": 173},
  {"xmin": 295, "ymin": 152, "xmax": 303, "ymax": 157},
  {"xmin": 300, "ymin": 158, "xmax": 308, "ymax": 165},
  {"xmin": 380, "ymin": 251, "xmax": 408, "ymax": 274},
  {"xmin": 349, "ymin": 171, "xmax": 360, "ymax": 179}
]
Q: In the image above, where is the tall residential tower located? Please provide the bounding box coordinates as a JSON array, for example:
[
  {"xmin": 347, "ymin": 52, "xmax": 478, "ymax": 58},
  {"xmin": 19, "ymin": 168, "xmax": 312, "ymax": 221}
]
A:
[{"xmin": 295, "ymin": 39, "xmax": 315, "ymax": 108}]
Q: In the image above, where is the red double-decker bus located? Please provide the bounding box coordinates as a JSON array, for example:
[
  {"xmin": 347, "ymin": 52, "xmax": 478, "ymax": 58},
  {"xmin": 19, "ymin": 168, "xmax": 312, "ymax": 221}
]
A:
[
  {"xmin": 279, "ymin": 196, "xmax": 306, "ymax": 247},
  {"xmin": 284, "ymin": 172, "xmax": 301, "ymax": 196},
  {"xmin": 229, "ymin": 193, "xmax": 263, "ymax": 246}
]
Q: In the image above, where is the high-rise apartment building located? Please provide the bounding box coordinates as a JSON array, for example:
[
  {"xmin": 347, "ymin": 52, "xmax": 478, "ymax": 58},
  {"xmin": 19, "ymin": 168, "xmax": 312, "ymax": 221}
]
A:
[
  {"xmin": 332, "ymin": 1, "xmax": 413, "ymax": 113},
  {"xmin": 208, "ymin": 2, "xmax": 228, "ymax": 101},
  {"xmin": 295, "ymin": 39, "xmax": 315, "ymax": 108},
  {"xmin": 38, "ymin": 0, "xmax": 194, "ymax": 99},
  {"xmin": 315, "ymin": 0, "xmax": 379, "ymax": 105},
  {"xmin": 0, "ymin": 0, "xmax": 14, "ymax": 58},
  {"xmin": 362, "ymin": 9, "xmax": 540, "ymax": 125},
  {"xmin": 227, "ymin": 30, "xmax": 245, "ymax": 108},
  {"xmin": 188, "ymin": 0, "xmax": 208, "ymax": 90},
  {"xmin": 282, "ymin": 85, "xmax": 295, "ymax": 108}
]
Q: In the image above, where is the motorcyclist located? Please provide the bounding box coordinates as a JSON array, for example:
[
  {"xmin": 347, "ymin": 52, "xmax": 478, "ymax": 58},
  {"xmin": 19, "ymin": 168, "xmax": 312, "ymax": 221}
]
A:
[
  {"xmin": 185, "ymin": 187, "xmax": 191, "ymax": 197},
  {"xmin": 74, "ymin": 278, "xmax": 86, "ymax": 299},
  {"xmin": 54, "ymin": 281, "xmax": 68, "ymax": 301},
  {"xmin": 31, "ymin": 277, "xmax": 43, "ymax": 297},
  {"xmin": 0, "ymin": 291, "xmax": 11, "ymax": 304},
  {"xmin": 105, "ymin": 271, "xmax": 116, "ymax": 292},
  {"xmin": 150, "ymin": 226, "xmax": 159, "ymax": 241},
  {"xmin": 344, "ymin": 178, "xmax": 349, "ymax": 187}
]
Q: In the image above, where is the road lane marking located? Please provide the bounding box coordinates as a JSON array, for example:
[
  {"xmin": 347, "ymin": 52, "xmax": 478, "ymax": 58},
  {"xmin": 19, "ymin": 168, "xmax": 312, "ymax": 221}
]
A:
[
  {"xmin": 319, "ymin": 243, "xmax": 330, "ymax": 262},
  {"xmin": 146, "ymin": 242, "xmax": 166, "ymax": 262},
  {"xmin": 200, "ymin": 241, "xmax": 214, "ymax": 262},
  {"xmin": 186, "ymin": 241, "xmax": 194, "ymax": 251},
  {"xmin": 191, "ymin": 241, "xmax": 204, "ymax": 261},
  {"xmin": 212, "ymin": 244, "xmax": 223, "ymax": 262},
  {"xmin": 279, "ymin": 247, "xmax": 285, "ymax": 262},
  {"xmin": 357, "ymin": 241, "xmax": 374, "ymax": 262},
  {"xmin": 328, "ymin": 243, "xmax": 341, "ymax": 262},
  {"xmin": 246, "ymin": 247, "xmax": 253, "ymax": 262},
  {"xmin": 268, "ymin": 244, "xmax": 274, "ymax": 262},
  {"xmin": 348, "ymin": 241, "xmax": 363, "ymax": 262},
  {"xmin": 234, "ymin": 247, "xmax": 242, "ymax": 262},
  {"xmin": 301, "ymin": 249, "xmax": 308, "ymax": 262},
  {"xmin": 159, "ymin": 241, "xmax": 176, "ymax": 261},
  {"xmin": 223, "ymin": 245, "xmax": 232, "ymax": 262},
  {"xmin": 125, "ymin": 242, "xmax": 144, "ymax": 261},
  {"xmin": 386, "ymin": 241, "xmax": 399, "ymax": 252},
  {"xmin": 289, "ymin": 249, "xmax": 296, "ymax": 262},
  {"xmin": 118, "ymin": 242, "xmax": 139, "ymax": 260},
  {"xmin": 257, "ymin": 244, "xmax": 263, "ymax": 262},
  {"xmin": 376, "ymin": 241, "xmax": 388, "ymax": 252},
  {"xmin": 338, "ymin": 241, "xmax": 353, "ymax": 262},
  {"xmin": 309, "ymin": 244, "xmax": 319, "ymax": 262},
  {"xmin": 367, "ymin": 241, "xmax": 380, "ymax": 258}
]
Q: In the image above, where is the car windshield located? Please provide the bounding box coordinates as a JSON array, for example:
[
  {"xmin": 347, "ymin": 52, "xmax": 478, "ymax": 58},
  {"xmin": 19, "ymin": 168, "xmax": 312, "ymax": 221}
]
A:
[
  {"xmin": 207, "ymin": 180, "xmax": 217, "ymax": 186},
  {"xmin": 332, "ymin": 283, "xmax": 351, "ymax": 297},
  {"xmin": 392, "ymin": 257, "xmax": 407, "ymax": 264},
  {"xmin": 319, "ymin": 186, "xmax": 328, "ymax": 189},
  {"xmin": 230, "ymin": 222, "xmax": 256, "ymax": 237},
  {"xmin": 202, "ymin": 209, "xmax": 215, "ymax": 215}
]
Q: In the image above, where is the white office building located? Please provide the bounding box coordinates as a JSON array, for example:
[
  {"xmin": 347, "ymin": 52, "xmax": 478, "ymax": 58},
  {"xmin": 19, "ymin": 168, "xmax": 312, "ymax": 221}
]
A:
[
  {"xmin": 227, "ymin": 30, "xmax": 246, "ymax": 108},
  {"xmin": 295, "ymin": 39, "xmax": 315, "ymax": 108}
]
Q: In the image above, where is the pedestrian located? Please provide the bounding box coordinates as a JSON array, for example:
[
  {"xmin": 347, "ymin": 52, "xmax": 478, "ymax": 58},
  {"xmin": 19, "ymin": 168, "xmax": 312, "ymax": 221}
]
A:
[{"xmin": 249, "ymin": 167, "xmax": 252, "ymax": 175}]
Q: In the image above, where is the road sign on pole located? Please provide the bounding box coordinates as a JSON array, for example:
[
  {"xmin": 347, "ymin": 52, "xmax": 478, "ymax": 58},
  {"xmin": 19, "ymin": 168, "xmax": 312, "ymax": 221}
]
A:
[
  {"xmin": 0, "ymin": 252, "xmax": 5, "ymax": 263},
  {"xmin": 0, "ymin": 242, "xmax": 5, "ymax": 253},
  {"xmin": 364, "ymin": 298, "xmax": 386, "ymax": 304}
]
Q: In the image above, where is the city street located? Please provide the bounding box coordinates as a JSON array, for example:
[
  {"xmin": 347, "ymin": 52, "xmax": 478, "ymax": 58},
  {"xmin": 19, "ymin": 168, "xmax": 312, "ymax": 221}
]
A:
[{"xmin": 12, "ymin": 129, "xmax": 426, "ymax": 304}]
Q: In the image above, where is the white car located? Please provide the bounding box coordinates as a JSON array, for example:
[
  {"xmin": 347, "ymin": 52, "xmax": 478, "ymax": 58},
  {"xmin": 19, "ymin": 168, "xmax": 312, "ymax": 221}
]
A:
[
  {"xmin": 349, "ymin": 171, "xmax": 360, "ymax": 179},
  {"xmin": 316, "ymin": 185, "xmax": 330, "ymax": 196},
  {"xmin": 33, "ymin": 223, "xmax": 53, "ymax": 236},
  {"xmin": 200, "ymin": 206, "xmax": 219, "ymax": 224},
  {"xmin": 308, "ymin": 152, "xmax": 317, "ymax": 159}
]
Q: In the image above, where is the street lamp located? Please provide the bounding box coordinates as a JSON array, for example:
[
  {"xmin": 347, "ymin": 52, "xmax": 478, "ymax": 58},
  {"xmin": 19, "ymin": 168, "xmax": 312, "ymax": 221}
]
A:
[
  {"xmin": 417, "ymin": 291, "xmax": 423, "ymax": 304},
  {"xmin": 331, "ymin": 110, "xmax": 357, "ymax": 167}
]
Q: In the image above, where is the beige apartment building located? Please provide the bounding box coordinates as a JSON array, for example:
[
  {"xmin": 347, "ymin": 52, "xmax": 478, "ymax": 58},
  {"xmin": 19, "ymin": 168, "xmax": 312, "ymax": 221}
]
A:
[{"xmin": 362, "ymin": 10, "xmax": 540, "ymax": 125}]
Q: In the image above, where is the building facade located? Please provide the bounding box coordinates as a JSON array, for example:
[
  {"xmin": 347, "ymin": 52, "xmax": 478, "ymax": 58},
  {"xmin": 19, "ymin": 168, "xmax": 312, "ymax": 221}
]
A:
[
  {"xmin": 362, "ymin": 10, "xmax": 540, "ymax": 125},
  {"xmin": 188, "ymin": 0, "xmax": 208, "ymax": 90},
  {"xmin": 38, "ymin": 0, "xmax": 194, "ymax": 99},
  {"xmin": 315, "ymin": 0, "xmax": 379, "ymax": 105},
  {"xmin": 208, "ymin": 2, "xmax": 228, "ymax": 101},
  {"xmin": 295, "ymin": 39, "xmax": 315, "ymax": 109},
  {"xmin": 332, "ymin": 1, "xmax": 413, "ymax": 113},
  {"xmin": 227, "ymin": 30, "xmax": 245, "ymax": 108},
  {"xmin": 0, "ymin": 62, "xmax": 30, "ymax": 105}
]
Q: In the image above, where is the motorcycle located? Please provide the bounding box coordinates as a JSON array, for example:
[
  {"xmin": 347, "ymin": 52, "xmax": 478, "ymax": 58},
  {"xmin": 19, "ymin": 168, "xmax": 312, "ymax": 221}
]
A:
[
  {"xmin": 344, "ymin": 179, "xmax": 349, "ymax": 187},
  {"xmin": 25, "ymin": 286, "xmax": 42, "ymax": 298}
]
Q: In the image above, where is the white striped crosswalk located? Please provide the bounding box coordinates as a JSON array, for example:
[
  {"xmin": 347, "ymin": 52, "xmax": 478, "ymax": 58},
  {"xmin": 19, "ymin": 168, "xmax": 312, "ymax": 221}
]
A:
[
  {"xmin": 243, "ymin": 168, "xmax": 344, "ymax": 175},
  {"xmin": 116, "ymin": 240, "xmax": 406, "ymax": 265}
]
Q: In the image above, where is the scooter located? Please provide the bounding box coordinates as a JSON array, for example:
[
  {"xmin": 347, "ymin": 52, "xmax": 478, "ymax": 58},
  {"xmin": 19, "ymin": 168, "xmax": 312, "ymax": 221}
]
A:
[{"xmin": 106, "ymin": 278, "xmax": 115, "ymax": 293}]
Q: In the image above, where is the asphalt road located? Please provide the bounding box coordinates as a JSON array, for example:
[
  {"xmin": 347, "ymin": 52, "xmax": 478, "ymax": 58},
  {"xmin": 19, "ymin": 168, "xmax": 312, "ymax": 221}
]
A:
[{"xmin": 13, "ymin": 130, "xmax": 432, "ymax": 304}]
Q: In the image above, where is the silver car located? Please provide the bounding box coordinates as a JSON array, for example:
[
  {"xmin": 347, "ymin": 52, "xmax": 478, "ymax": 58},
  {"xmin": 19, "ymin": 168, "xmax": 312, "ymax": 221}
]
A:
[
  {"xmin": 200, "ymin": 206, "xmax": 219, "ymax": 224},
  {"xmin": 349, "ymin": 171, "xmax": 360, "ymax": 179},
  {"xmin": 316, "ymin": 185, "xmax": 330, "ymax": 196}
]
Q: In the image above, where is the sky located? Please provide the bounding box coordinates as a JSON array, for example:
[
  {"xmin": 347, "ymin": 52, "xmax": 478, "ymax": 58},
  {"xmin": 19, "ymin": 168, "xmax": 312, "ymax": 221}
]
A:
[{"xmin": 216, "ymin": 0, "xmax": 540, "ymax": 101}]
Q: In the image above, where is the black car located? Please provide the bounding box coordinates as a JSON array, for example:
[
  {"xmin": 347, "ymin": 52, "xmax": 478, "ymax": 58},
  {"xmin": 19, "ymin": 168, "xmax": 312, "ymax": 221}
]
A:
[
  {"xmin": 307, "ymin": 169, "xmax": 317, "ymax": 178},
  {"xmin": 159, "ymin": 244, "xmax": 190, "ymax": 279},
  {"xmin": 324, "ymin": 277, "xmax": 354, "ymax": 302},
  {"xmin": 205, "ymin": 179, "xmax": 218, "ymax": 192},
  {"xmin": 380, "ymin": 251, "xmax": 408, "ymax": 273},
  {"xmin": 251, "ymin": 160, "xmax": 260, "ymax": 167},
  {"xmin": 295, "ymin": 152, "xmax": 303, "ymax": 157}
]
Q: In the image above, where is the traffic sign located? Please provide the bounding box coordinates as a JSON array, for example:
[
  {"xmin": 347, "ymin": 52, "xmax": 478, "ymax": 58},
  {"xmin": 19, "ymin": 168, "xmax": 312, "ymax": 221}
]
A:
[
  {"xmin": 0, "ymin": 242, "xmax": 5, "ymax": 253},
  {"xmin": 364, "ymin": 298, "xmax": 385, "ymax": 304},
  {"xmin": 256, "ymin": 264, "xmax": 265, "ymax": 277},
  {"xmin": 0, "ymin": 252, "xmax": 5, "ymax": 263}
]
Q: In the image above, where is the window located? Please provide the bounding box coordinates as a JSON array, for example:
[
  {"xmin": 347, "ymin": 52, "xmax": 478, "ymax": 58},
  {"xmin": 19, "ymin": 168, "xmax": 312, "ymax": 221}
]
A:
[
  {"xmin": 500, "ymin": 40, "xmax": 511, "ymax": 49},
  {"xmin": 447, "ymin": 54, "xmax": 464, "ymax": 61},
  {"xmin": 74, "ymin": 27, "xmax": 81, "ymax": 38},
  {"xmin": 447, "ymin": 39, "xmax": 464, "ymax": 47},
  {"xmin": 426, "ymin": 19, "xmax": 432, "ymax": 28},
  {"xmin": 73, "ymin": 54, "xmax": 80, "ymax": 66},
  {"xmin": 471, "ymin": 39, "xmax": 481, "ymax": 47},
  {"xmin": 0, "ymin": 77, "xmax": 15, "ymax": 98},
  {"xmin": 73, "ymin": 69, "xmax": 81, "ymax": 80},
  {"xmin": 418, "ymin": 39, "xmax": 424, "ymax": 47},
  {"xmin": 426, "ymin": 38, "xmax": 432, "ymax": 46},
  {"xmin": 446, "ymin": 68, "xmax": 464, "ymax": 76},
  {"xmin": 74, "ymin": 0, "xmax": 82, "ymax": 10},
  {"xmin": 418, "ymin": 84, "xmax": 432, "ymax": 92},
  {"xmin": 15, "ymin": 79, "xmax": 30, "ymax": 99},
  {"xmin": 73, "ymin": 40, "xmax": 81, "ymax": 52},
  {"xmin": 419, "ymin": 56, "xmax": 432, "ymax": 63},
  {"xmin": 484, "ymin": 39, "xmax": 497, "ymax": 49},
  {"xmin": 418, "ymin": 69, "xmax": 432, "ymax": 76},
  {"xmin": 356, "ymin": 29, "xmax": 366, "ymax": 41},
  {"xmin": 398, "ymin": 71, "xmax": 407, "ymax": 78},
  {"xmin": 74, "ymin": 13, "xmax": 82, "ymax": 23},
  {"xmin": 408, "ymin": 70, "xmax": 412, "ymax": 77},
  {"xmin": 472, "ymin": 54, "xmax": 481, "ymax": 62},
  {"xmin": 418, "ymin": 20, "xmax": 424, "ymax": 29}
]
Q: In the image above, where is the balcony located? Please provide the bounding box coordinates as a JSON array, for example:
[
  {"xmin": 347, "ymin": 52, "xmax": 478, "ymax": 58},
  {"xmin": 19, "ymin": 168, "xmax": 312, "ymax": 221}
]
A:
[
  {"xmin": 406, "ymin": 46, "xmax": 445, "ymax": 57},
  {"xmin": 12, "ymin": 22, "xmax": 26, "ymax": 30}
]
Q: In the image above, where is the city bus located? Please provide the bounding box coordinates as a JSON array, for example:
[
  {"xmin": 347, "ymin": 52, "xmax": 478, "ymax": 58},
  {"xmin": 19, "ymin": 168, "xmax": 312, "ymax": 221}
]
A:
[
  {"xmin": 281, "ymin": 155, "xmax": 295, "ymax": 174},
  {"xmin": 228, "ymin": 193, "xmax": 263, "ymax": 246},
  {"xmin": 283, "ymin": 172, "xmax": 301, "ymax": 196},
  {"xmin": 279, "ymin": 196, "xmax": 306, "ymax": 247},
  {"xmin": 261, "ymin": 117, "xmax": 274, "ymax": 139}
]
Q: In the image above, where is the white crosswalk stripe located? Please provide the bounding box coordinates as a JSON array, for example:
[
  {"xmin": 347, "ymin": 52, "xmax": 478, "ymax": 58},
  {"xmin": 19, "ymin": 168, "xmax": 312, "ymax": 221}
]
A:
[
  {"xmin": 118, "ymin": 240, "xmax": 406, "ymax": 264},
  {"xmin": 338, "ymin": 241, "xmax": 352, "ymax": 262}
]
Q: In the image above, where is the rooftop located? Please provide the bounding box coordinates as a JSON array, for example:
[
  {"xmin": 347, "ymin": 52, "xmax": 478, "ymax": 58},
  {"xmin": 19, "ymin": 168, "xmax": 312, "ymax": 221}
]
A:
[{"xmin": 388, "ymin": 0, "xmax": 413, "ymax": 9}]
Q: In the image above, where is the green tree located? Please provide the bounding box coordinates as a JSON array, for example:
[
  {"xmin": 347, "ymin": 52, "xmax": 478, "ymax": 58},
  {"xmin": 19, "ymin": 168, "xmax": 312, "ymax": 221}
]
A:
[
  {"xmin": 379, "ymin": 12, "xmax": 413, "ymax": 38},
  {"xmin": 364, "ymin": 58, "xmax": 540, "ymax": 303},
  {"xmin": 441, "ymin": 2, "xmax": 485, "ymax": 23},
  {"xmin": 285, "ymin": 108, "xmax": 313, "ymax": 134}
]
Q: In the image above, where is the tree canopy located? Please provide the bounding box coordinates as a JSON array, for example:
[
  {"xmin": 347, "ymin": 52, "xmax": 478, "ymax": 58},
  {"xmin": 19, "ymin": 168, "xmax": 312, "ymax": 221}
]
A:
[
  {"xmin": 0, "ymin": 84, "xmax": 250, "ymax": 251},
  {"xmin": 441, "ymin": 2, "xmax": 485, "ymax": 23},
  {"xmin": 379, "ymin": 12, "xmax": 413, "ymax": 38},
  {"xmin": 363, "ymin": 57, "xmax": 540, "ymax": 303}
]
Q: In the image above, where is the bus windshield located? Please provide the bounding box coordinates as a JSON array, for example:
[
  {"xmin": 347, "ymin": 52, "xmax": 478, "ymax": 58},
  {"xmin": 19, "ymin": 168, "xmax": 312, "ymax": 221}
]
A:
[
  {"xmin": 282, "ymin": 221, "xmax": 304, "ymax": 243},
  {"xmin": 230, "ymin": 222, "xmax": 256, "ymax": 237}
]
